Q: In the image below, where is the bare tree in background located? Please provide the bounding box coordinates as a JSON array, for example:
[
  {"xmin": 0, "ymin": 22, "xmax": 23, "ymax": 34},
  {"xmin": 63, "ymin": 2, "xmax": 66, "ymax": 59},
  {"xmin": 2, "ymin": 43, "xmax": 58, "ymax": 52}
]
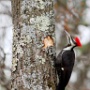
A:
[
  {"xmin": 0, "ymin": 1, "xmax": 12, "ymax": 90},
  {"xmin": 11, "ymin": 0, "xmax": 56, "ymax": 90}
]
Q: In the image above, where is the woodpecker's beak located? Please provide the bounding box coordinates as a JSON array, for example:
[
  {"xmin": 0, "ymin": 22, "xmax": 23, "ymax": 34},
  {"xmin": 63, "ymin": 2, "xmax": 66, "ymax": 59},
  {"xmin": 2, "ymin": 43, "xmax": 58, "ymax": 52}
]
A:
[{"xmin": 64, "ymin": 30, "xmax": 76, "ymax": 46}]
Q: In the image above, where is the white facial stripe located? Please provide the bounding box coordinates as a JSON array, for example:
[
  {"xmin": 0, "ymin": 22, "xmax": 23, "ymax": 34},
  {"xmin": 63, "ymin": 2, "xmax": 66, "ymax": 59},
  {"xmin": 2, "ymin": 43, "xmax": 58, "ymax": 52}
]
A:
[{"xmin": 63, "ymin": 46, "xmax": 73, "ymax": 50}]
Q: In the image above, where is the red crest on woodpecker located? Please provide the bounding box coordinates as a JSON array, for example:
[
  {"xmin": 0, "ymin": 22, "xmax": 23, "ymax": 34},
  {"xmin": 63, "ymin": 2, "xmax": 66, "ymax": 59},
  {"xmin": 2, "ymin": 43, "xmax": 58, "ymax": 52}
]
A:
[{"xmin": 74, "ymin": 37, "xmax": 82, "ymax": 47}]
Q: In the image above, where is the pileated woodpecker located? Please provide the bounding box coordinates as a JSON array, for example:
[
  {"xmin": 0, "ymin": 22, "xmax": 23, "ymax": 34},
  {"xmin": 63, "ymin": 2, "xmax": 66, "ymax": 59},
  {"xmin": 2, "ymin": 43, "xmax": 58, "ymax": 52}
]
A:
[{"xmin": 55, "ymin": 31, "xmax": 82, "ymax": 90}]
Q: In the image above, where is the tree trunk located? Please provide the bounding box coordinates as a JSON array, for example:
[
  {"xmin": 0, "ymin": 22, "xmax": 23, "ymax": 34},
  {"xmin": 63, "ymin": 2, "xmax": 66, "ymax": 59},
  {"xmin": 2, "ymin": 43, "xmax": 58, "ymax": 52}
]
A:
[{"xmin": 11, "ymin": 0, "xmax": 56, "ymax": 90}]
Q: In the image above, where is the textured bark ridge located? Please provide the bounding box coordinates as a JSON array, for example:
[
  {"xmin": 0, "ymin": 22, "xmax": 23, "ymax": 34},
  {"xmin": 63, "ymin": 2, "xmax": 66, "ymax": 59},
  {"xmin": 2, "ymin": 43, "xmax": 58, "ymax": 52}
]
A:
[{"xmin": 11, "ymin": 0, "xmax": 56, "ymax": 90}]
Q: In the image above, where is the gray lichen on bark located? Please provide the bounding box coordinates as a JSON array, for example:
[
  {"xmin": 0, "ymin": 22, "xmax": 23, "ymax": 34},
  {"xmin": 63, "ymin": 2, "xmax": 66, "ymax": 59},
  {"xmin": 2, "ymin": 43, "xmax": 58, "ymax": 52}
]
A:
[{"xmin": 12, "ymin": 0, "xmax": 56, "ymax": 90}]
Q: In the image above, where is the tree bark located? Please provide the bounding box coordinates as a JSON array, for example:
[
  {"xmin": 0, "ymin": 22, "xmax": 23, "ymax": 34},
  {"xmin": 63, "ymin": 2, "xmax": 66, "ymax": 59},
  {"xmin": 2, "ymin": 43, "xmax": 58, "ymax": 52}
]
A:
[{"xmin": 11, "ymin": 0, "xmax": 56, "ymax": 90}]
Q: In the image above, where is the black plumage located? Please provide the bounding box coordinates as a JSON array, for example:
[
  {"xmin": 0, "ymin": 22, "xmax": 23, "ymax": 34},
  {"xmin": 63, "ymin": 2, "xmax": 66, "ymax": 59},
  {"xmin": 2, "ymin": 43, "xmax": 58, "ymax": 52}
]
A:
[{"xmin": 55, "ymin": 48, "xmax": 75, "ymax": 90}]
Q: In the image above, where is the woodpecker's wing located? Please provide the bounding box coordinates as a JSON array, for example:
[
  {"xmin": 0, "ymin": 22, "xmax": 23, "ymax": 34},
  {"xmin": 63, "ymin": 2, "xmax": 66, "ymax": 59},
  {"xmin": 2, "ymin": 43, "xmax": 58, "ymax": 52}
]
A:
[
  {"xmin": 56, "ymin": 50, "xmax": 65, "ymax": 90},
  {"xmin": 56, "ymin": 50, "xmax": 63, "ymax": 64},
  {"xmin": 55, "ymin": 50, "xmax": 64, "ymax": 78},
  {"xmin": 61, "ymin": 50, "xmax": 75, "ymax": 88},
  {"xmin": 56, "ymin": 50, "xmax": 75, "ymax": 90}
]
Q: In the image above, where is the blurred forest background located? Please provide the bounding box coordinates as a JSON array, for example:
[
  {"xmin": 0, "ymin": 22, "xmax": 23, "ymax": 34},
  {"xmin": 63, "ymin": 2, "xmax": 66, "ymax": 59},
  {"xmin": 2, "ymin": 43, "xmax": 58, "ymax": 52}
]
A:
[{"xmin": 0, "ymin": 0, "xmax": 90, "ymax": 90}]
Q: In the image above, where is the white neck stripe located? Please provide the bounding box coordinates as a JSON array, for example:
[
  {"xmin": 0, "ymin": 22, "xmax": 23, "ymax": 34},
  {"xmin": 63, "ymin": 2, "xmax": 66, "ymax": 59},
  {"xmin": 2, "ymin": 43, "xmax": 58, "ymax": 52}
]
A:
[{"xmin": 63, "ymin": 46, "xmax": 73, "ymax": 51}]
